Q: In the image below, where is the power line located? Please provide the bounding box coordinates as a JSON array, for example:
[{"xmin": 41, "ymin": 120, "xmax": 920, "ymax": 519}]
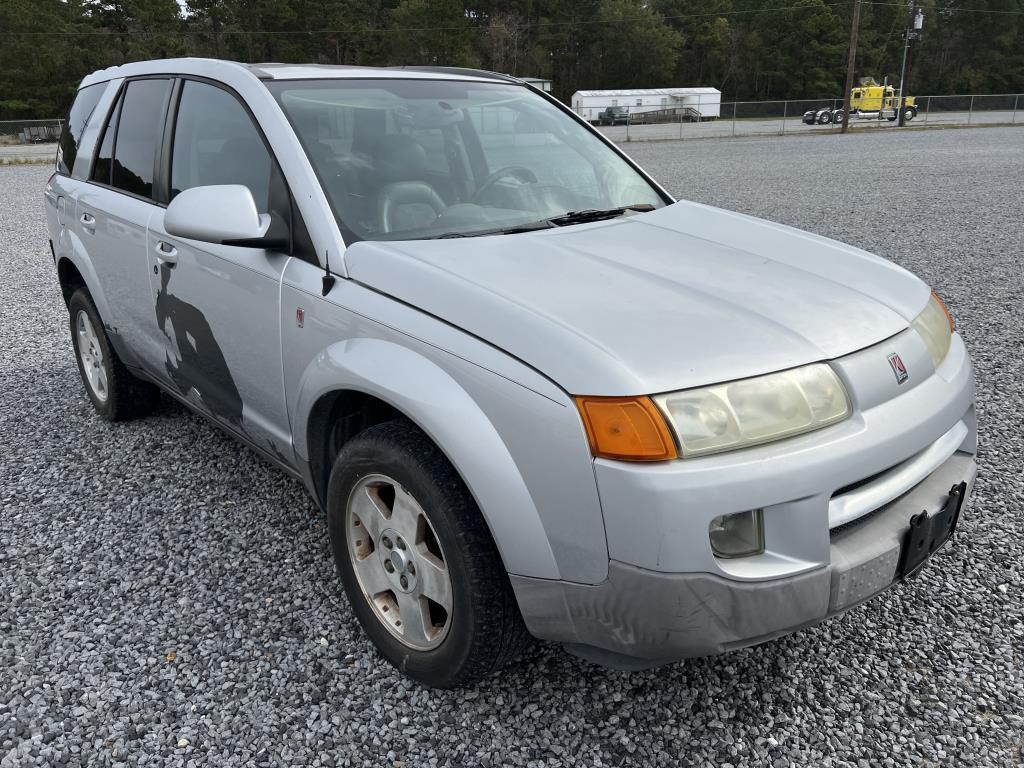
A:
[{"xmin": 863, "ymin": 1, "xmax": 1024, "ymax": 12}]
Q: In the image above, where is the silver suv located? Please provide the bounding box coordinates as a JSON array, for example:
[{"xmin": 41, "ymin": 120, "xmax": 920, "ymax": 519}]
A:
[{"xmin": 45, "ymin": 59, "xmax": 976, "ymax": 687}]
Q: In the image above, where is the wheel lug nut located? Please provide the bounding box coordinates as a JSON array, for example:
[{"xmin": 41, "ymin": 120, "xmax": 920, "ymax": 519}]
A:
[
  {"xmin": 396, "ymin": 538, "xmax": 406, "ymax": 550},
  {"xmin": 400, "ymin": 575, "xmax": 408, "ymax": 589},
  {"xmin": 382, "ymin": 536, "xmax": 392, "ymax": 549},
  {"xmin": 384, "ymin": 560, "xmax": 394, "ymax": 573},
  {"xmin": 407, "ymin": 563, "xmax": 415, "ymax": 576}
]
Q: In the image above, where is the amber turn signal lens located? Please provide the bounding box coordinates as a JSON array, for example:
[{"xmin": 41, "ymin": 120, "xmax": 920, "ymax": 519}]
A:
[
  {"xmin": 932, "ymin": 290, "xmax": 955, "ymax": 332},
  {"xmin": 574, "ymin": 396, "xmax": 678, "ymax": 461}
]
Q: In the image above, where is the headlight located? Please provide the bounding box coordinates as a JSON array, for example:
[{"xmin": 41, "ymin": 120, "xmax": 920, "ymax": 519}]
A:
[
  {"xmin": 652, "ymin": 363, "xmax": 851, "ymax": 458},
  {"xmin": 912, "ymin": 291, "xmax": 954, "ymax": 370}
]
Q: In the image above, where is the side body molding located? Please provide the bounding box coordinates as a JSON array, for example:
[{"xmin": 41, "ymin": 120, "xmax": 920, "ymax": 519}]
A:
[{"xmin": 290, "ymin": 336, "xmax": 562, "ymax": 580}]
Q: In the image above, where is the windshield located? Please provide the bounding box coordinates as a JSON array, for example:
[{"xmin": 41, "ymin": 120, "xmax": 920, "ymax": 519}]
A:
[{"xmin": 268, "ymin": 78, "xmax": 667, "ymax": 241}]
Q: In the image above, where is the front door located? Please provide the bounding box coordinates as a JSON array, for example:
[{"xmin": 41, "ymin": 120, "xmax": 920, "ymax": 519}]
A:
[{"xmin": 141, "ymin": 78, "xmax": 293, "ymax": 461}]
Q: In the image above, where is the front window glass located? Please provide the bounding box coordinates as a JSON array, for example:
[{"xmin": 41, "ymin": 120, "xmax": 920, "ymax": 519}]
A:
[
  {"xmin": 270, "ymin": 79, "xmax": 665, "ymax": 241},
  {"xmin": 171, "ymin": 80, "xmax": 278, "ymax": 212}
]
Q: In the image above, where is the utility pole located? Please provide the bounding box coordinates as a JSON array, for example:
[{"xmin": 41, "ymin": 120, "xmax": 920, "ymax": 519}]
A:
[
  {"xmin": 898, "ymin": 7, "xmax": 924, "ymax": 126},
  {"xmin": 841, "ymin": 0, "xmax": 862, "ymax": 134}
]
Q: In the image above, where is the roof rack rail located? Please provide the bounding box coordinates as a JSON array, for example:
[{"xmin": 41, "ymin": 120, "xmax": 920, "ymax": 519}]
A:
[
  {"xmin": 389, "ymin": 66, "xmax": 520, "ymax": 83},
  {"xmin": 241, "ymin": 63, "xmax": 276, "ymax": 80}
]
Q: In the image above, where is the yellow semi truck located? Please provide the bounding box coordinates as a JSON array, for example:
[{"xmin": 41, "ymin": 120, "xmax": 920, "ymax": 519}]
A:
[{"xmin": 803, "ymin": 81, "xmax": 918, "ymax": 125}]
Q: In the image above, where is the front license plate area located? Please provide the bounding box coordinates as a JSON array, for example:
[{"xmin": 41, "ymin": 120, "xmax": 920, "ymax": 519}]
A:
[{"xmin": 897, "ymin": 481, "xmax": 967, "ymax": 579}]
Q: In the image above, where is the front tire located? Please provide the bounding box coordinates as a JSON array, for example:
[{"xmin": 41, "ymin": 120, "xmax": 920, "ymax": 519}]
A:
[
  {"xmin": 816, "ymin": 110, "xmax": 833, "ymax": 125},
  {"xmin": 327, "ymin": 421, "xmax": 529, "ymax": 687},
  {"xmin": 68, "ymin": 289, "xmax": 159, "ymax": 421}
]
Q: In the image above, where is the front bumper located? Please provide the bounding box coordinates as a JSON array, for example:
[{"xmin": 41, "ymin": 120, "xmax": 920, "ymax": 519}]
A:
[
  {"xmin": 511, "ymin": 330, "xmax": 976, "ymax": 666},
  {"xmin": 511, "ymin": 452, "xmax": 975, "ymax": 667}
]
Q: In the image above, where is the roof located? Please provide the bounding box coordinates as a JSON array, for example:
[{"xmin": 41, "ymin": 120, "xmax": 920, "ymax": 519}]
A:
[
  {"xmin": 80, "ymin": 58, "xmax": 526, "ymax": 88},
  {"xmin": 573, "ymin": 87, "xmax": 721, "ymax": 97}
]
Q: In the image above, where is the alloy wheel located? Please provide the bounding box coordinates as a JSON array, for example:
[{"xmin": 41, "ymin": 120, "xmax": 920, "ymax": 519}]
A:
[
  {"xmin": 76, "ymin": 310, "xmax": 108, "ymax": 403},
  {"xmin": 345, "ymin": 474, "xmax": 453, "ymax": 650}
]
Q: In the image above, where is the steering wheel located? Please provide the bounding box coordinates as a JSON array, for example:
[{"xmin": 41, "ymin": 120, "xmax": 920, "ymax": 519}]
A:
[{"xmin": 473, "ymin": 165, "xmax": 538, "ymax": 202}]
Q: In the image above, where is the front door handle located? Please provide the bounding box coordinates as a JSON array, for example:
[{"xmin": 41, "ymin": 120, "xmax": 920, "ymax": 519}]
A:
[
  {"xmin": 79, "ymin": 212, "xmax": 96, "ymax": 232},
  {"xmin": 155, "ymin": 240, "xmax": 178, "ymax": 265}
]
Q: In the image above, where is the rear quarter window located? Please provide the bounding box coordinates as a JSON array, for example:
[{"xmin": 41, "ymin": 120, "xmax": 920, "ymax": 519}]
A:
[{"xmin": 57, "ymin": 83, "xmax": 106, "ymax": 178}]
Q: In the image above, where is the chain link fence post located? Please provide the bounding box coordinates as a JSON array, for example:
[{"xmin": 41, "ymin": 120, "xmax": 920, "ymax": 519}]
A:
[
  {"xmin": 968, "ymin": 95, "xmax": 974, "ymax": 125},
  {"xmin": 924, "ymin": 95, "xmax": 930, "ymax": 124},
  {"xmin": 732, "ymin": 101, "xmax": 737, "ymax": 137},
  {"xmin": 781, "ymin": 101, "xmax": 787, "ymax": 135},
  {"xmin": 1014, "ymin": 94, "xmax": 1019, "ymax": 125}
]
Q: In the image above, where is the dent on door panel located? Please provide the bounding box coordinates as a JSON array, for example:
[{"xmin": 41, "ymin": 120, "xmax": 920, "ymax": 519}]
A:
[{"xmin": 154, "ymin": 261, "xmax": 244, "ymax": 428}]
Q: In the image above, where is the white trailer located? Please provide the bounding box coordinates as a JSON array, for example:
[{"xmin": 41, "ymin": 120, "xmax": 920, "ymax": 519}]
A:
[{"xmin": 570, "ymin": 87, "xmax": 722, "ymax": 123}]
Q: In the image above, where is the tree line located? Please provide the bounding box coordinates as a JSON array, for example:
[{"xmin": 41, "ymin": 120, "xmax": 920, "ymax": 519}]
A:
[{"xmin": 1, "ymin": 0, "xmax": 1022, "ymax": 119}]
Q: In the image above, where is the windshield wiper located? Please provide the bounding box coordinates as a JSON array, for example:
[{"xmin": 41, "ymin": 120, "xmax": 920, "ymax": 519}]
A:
[
  {"xmin": 546, "ymin": 203, "xmax": 655, "ymax": 227},
  {"xmin": 427, "ymin": 220, "xmax": 556, "ymax": 239},
  {"xmin": 422, "ymin": 205, "xmax": 654, "ymax": 239}
]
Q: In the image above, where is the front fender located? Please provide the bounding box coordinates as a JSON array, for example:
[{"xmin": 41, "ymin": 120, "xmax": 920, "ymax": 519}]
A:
[{"xmin": 292, "ymin": 338, "xmax": 562, "ymax": 580}]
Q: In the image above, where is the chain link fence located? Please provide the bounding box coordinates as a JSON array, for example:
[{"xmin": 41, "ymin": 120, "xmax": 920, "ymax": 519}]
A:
[
  {"xmin": 582, "ymin": 93, "xmax": 1022, "ymax": 142},
  {"xmin": 0, "ymin": 119, "xmax": 64, "ymax": 162},
  {"xmin": 0, "ymin": 119, "xmax": 64, "ymax": 144},
  {"xmin": 1, "ymin": 94, "xmax": 1020, "ymax": 162}
]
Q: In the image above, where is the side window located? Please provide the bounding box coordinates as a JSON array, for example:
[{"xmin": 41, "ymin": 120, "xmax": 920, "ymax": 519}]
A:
[
  {"xmin": 91, "ymin": 91, "xmax": 121, "ymax": 186},
  {"xmin": 110, "ymin": 79, "xmax": 171, "ymax": 198},
  {"xmin": 171, "ymin": 80, "xmax": 277, "ymax": 213},
  {"xmin": 57, "ymin": 82, "xmax": 106, "ymax": 178}
]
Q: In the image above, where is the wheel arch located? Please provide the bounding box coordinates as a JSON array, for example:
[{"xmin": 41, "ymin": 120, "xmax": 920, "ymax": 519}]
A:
[
  {"xmin": 294, "ymin": 338, "xmax": 562, "ymax": 580},
  {"xmin": 57, "ymin": 257, "xmax": 86, "ymax": 306},
  {"xmin": 55, "ymin": 240, "xmax": 115, "ymax": 328}
]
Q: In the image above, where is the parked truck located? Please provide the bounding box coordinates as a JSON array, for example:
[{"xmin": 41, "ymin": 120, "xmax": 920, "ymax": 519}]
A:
[
  {"xmin": 594, "ymin": 105, "xmax": 630, "ymax": 126},
  {"xmin": 803, "ymin": 81, "xmax": 918, "ymax": 126}
]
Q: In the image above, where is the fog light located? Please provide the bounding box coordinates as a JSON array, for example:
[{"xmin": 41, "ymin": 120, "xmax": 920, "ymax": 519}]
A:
[{"xmin": 709, "ymin": 509, "xmax": 764, "ymax": 558}]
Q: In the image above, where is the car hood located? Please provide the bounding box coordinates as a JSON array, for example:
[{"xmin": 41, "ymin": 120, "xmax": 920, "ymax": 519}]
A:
[{"xmin": 344, "ymin": 201, "xmax": 929, "ymax": 396}]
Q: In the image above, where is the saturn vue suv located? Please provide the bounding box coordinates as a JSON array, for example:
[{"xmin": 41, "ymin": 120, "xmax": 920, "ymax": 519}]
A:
[{"xmin": 44, "ymin": 59, "xmax": 976, "ymax": 687}]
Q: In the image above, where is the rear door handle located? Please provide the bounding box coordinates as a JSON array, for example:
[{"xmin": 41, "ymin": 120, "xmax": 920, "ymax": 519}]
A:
[
  {"xmin": 79, "ymin": 212, "xmax": 95, "ymax": 232},
  {"xmin": 155, "ymin": 240, "xmax": 178, "ymax": 265}
]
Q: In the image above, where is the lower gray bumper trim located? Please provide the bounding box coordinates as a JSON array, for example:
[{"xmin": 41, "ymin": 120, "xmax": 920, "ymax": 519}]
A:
[{"xmin": 511, "ymin": 452, "xmax": 976, "ymax": 667}]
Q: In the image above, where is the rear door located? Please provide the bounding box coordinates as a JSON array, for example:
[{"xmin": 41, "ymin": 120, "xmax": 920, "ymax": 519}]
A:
[
  {"xmin": 47, "ymin": 80, "xmax": 107, "ymax": 289},
  {"xmin": 76, "ymin": 77, "xmax": 173, "ymax": 368},
  {"xmin": 142, "ymin": 78, "xmax": 295, "ymax": 460}
]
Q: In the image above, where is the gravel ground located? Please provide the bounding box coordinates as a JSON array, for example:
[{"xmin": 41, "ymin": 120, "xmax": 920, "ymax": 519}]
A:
[{"xmin": 2, "ymin": 127, "xmax": 1023, "ymax": 767}]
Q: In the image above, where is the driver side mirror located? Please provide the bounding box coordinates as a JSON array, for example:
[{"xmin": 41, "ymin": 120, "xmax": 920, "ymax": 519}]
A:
[{"xmin": 164, "ymin": 184, "xmax": 286, "ymax": 248}]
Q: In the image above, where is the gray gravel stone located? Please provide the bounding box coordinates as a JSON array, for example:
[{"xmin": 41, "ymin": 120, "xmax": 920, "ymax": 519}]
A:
[{"xmin": 2, "ymin": 126, "xmax": 1023, "ymax": 767}]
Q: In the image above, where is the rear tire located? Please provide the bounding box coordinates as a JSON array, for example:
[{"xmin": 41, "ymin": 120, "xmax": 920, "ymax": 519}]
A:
[
  {"xmin": 327, "ymin": 420, "xmax": 530, "ymax": 687},
  {"xmin": 68, "ymin": 289, "xmax": 159, "ymax": 421}
]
